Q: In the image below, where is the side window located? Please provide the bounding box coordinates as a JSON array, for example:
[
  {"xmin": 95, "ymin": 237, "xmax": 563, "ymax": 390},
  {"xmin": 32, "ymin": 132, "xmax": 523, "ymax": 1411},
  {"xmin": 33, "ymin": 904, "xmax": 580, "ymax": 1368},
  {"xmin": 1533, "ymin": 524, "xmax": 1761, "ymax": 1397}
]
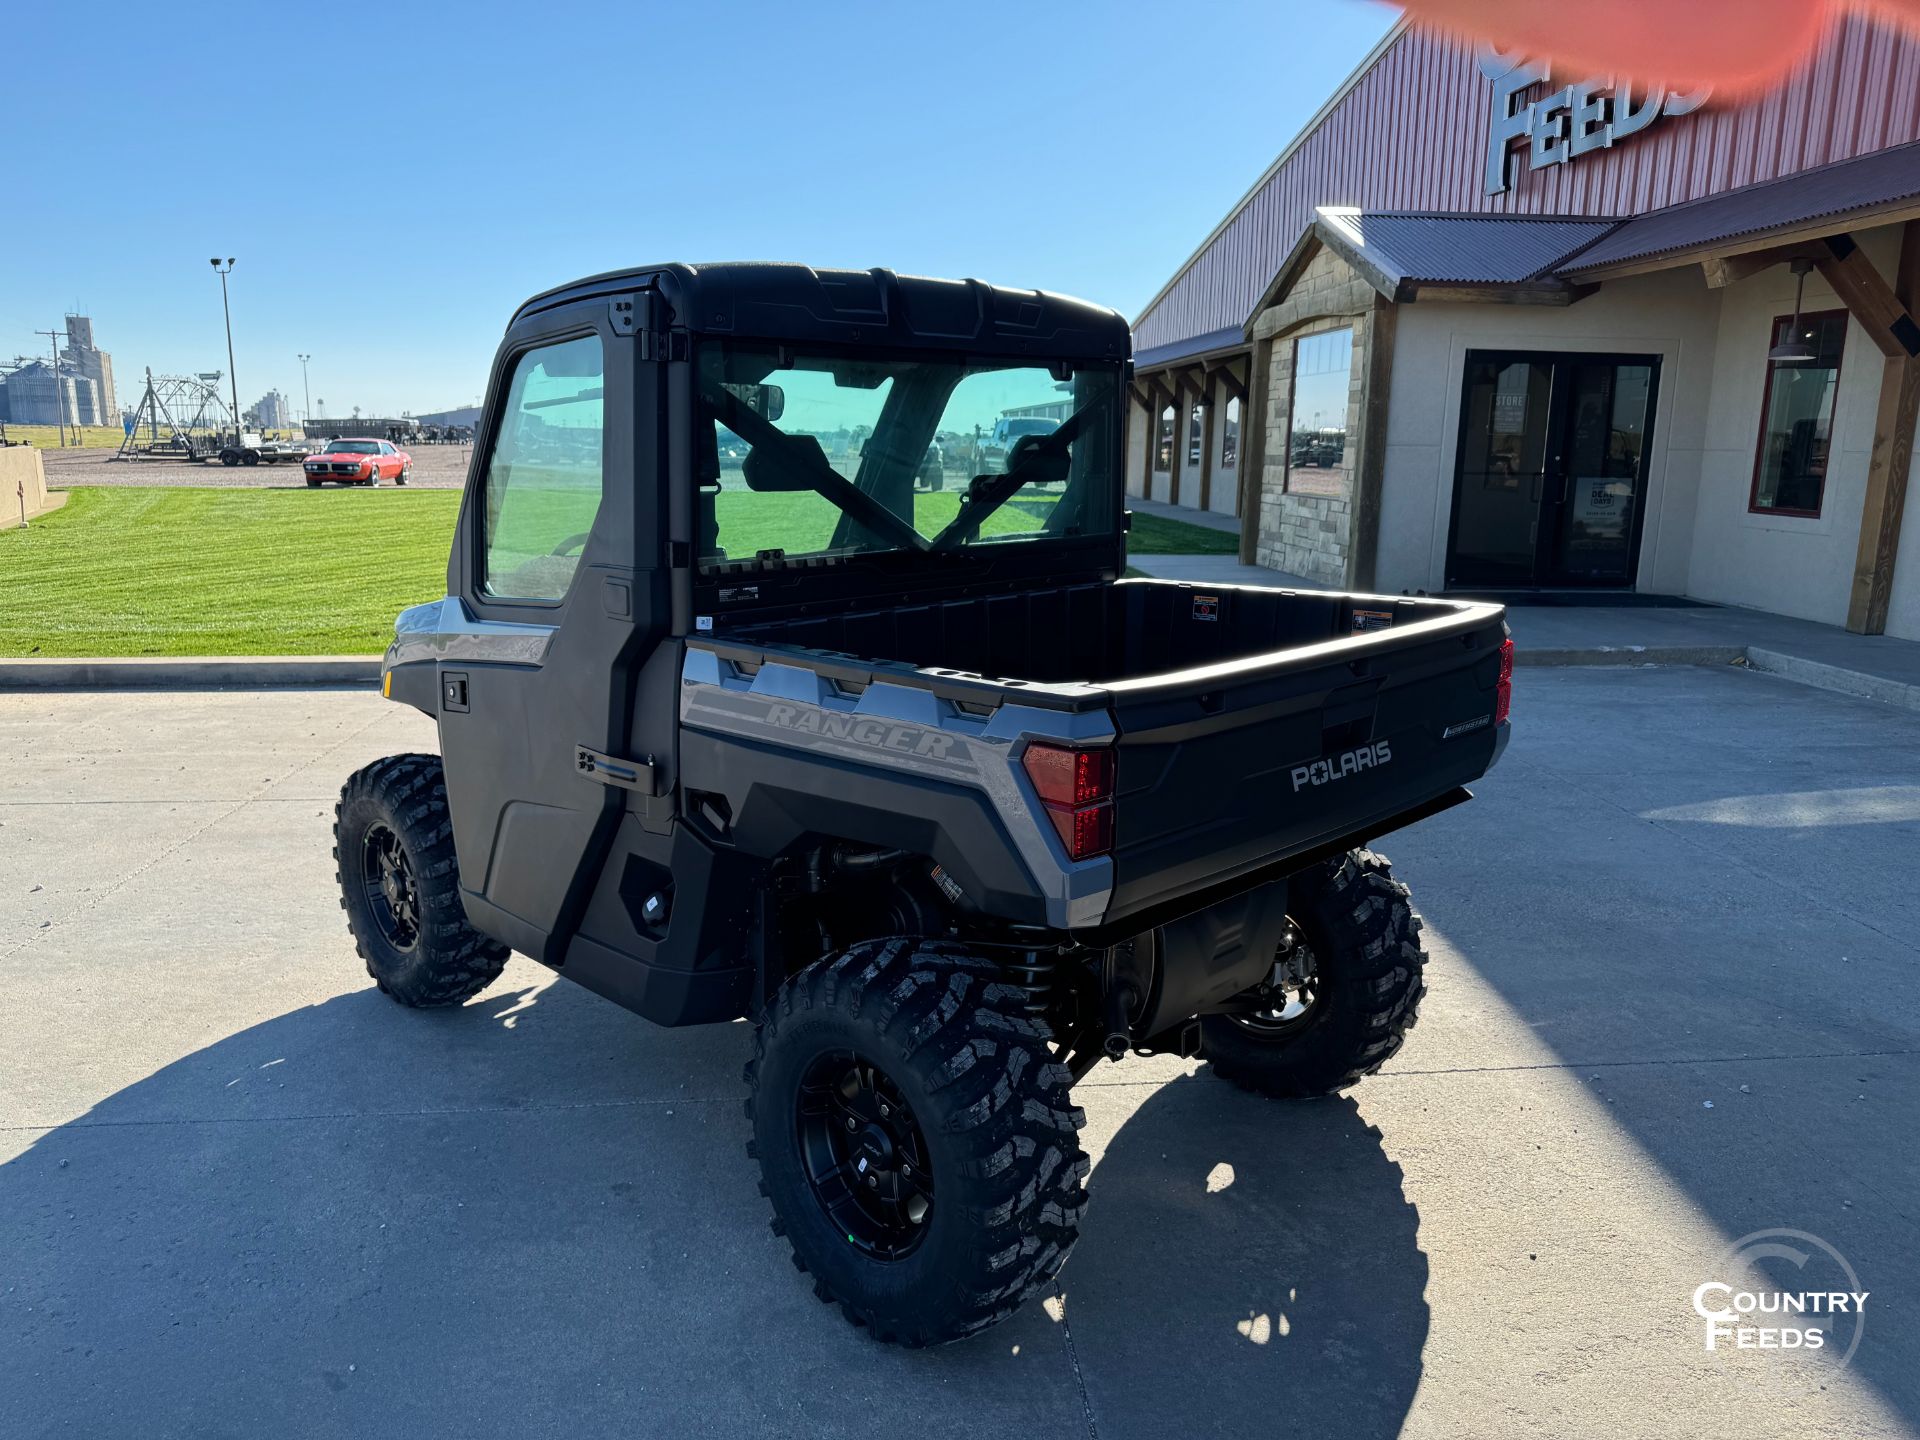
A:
[{"xmin": 480, "ymin": 334, "xmax": 605, "ymax": 601}]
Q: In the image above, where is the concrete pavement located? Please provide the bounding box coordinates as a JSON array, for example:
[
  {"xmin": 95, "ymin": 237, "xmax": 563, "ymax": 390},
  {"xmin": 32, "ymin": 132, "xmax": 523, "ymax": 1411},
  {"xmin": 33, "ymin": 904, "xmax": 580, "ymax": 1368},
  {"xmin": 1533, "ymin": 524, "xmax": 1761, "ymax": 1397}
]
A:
[{"xmin": 3, "ymin": 677, "xmax": 1918, "ymax": 1437}]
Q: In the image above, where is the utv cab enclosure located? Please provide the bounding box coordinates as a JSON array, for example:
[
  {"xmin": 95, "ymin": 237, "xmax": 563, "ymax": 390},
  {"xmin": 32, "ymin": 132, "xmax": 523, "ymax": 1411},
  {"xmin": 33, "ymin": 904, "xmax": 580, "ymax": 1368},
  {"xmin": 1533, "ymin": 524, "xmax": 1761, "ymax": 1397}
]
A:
[{"xmin": 337, "ymin": 262, "xmax": 1510, "ymax": 1346}]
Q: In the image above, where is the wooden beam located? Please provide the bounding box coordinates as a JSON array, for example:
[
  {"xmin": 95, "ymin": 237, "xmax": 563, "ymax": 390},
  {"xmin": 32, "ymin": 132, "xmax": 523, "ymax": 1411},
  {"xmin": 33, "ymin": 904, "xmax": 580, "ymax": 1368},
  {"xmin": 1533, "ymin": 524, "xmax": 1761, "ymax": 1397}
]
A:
[
  {"xmin": 1350, "ymin": 298, "xmax": 1399, "ymax": 591},
  {"xmin": 1216, "ymin": 353, "xmax": 1250, "ymax": 404},
  {"xmin": 1197, "ymin": 389, "xmax": 1217, "ymax": 512},
  {"xmin": 1700, "ymin": 243, "xmax": 1825, "ymax": 290},
  {"xmin": 1402, "ymin": 281, "xmax": 1590, "ymax": 306},
  {"xmin": 1238, "ymin": 338, "xmax": 1271, "ymax": 565},
  {"xmin": 1818, "ymin": 233, "xmax": 1920, "ymax": 359},
  {"xmin": 1846, "ymin": 221, "xmax": 1920, "ymax": 635}
]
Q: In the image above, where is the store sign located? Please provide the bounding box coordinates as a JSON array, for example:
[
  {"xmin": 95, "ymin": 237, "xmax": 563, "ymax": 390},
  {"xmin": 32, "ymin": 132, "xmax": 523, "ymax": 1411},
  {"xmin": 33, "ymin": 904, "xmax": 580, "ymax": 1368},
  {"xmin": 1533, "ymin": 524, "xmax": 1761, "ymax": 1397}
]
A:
[{"xmin": 1480, "ymin": 46, "xmax": 1710, "ymax": 194}]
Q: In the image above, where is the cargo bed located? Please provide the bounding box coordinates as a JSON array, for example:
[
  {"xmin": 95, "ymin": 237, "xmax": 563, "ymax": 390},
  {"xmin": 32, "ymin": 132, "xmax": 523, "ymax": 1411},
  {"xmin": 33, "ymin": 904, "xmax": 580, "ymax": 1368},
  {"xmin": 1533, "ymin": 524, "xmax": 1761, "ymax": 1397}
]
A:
[{"xmin": 708, "ymin": 578, "xmax": 1510, "ymax": 930}]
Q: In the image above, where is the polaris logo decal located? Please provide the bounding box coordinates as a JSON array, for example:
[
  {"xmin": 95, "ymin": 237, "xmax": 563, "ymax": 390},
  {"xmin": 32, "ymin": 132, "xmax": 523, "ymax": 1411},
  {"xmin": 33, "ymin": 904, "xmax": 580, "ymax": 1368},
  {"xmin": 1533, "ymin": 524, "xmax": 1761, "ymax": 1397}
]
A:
[
  {"xmin": 761, "ymin": 701, "xmax": 956, "ymax": 759},
  {"xmin": 1292, "ymin": 740, "xmax": 1392, "ymax": 792}
]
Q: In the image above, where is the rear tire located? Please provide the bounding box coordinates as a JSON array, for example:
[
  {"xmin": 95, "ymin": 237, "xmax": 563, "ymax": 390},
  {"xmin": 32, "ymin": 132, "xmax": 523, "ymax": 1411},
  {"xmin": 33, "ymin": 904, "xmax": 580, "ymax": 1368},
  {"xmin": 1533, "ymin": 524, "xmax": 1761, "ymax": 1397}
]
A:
[
  {"xmin": 1200, "ymin": 849, "xmax": 1426, "ymax": 1098},
  {"xmin": 334, "ymin": 753, "xmax": 508, "ymax": 1007},
  {"xmin": 746, "ymin": 938, "xmax": 1089, "ymax": 1346}
]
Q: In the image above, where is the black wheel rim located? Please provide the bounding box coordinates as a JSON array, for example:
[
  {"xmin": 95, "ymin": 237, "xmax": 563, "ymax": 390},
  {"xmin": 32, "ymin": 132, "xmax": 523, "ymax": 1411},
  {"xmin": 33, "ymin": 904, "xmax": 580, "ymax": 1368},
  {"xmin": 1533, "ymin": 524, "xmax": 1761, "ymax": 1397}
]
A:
[
  {"xmin": 795, "ymin": 1051, "xmax": 934, "ymax": 1261},
  {"xmin": 1229, "ymin": 919, "xmax": 1321, "ymax": 1040},
  {"xmin": 360, "ymin": 822, "xmax": 421, "ymax": 951}
]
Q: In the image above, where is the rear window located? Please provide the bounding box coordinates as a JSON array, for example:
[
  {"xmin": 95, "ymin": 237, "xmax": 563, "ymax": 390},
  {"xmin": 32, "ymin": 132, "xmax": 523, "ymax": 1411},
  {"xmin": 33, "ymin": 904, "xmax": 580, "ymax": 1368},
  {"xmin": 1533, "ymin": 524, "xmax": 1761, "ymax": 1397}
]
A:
[{"xmin": 696, "ymin": 345, "xmax": 1118, "ymax": 568}]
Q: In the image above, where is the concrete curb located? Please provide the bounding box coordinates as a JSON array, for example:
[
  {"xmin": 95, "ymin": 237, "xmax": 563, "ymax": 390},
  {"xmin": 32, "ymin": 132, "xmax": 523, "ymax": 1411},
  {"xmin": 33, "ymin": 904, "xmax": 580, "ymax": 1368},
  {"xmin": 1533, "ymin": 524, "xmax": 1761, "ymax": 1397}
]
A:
[
  {"xmin": 1514, "ymin": 644, "xmax": 1748, "ymax": 669},
  {"xmin": 0, "ymin": 656, "xmax": 380, "ymax": 690},
  {"xmin": 1746, "ymin": 646, "xmax": 1920, "ymax": 714},
  {"xmin": 4, "ymin": 642, "xmax": 1918, "ymax": 714}
]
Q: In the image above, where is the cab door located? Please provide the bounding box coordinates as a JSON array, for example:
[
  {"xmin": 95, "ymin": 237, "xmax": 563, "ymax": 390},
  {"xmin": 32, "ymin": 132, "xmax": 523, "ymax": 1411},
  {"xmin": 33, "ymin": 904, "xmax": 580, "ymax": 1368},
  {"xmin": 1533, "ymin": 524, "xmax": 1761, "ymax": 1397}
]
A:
[{"xmin": 434, "ymin": 293, "xmax": 667, "ymax": 964}]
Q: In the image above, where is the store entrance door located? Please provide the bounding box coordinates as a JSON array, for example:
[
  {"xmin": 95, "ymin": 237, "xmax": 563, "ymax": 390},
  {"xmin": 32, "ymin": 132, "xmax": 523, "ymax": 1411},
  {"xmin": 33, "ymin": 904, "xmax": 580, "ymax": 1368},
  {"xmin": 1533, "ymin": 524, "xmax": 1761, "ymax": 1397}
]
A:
[{"xmin": 1446, "ymin": 351, "xmax": 1660, "ymax": 589}]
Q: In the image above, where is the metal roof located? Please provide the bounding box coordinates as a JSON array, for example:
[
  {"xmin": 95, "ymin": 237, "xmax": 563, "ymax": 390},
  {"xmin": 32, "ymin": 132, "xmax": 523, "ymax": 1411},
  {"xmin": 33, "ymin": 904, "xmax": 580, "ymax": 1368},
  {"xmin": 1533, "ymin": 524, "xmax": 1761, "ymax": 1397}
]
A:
[
  {"xmin": 1134, "ymin": 13, "xmax": 1920, "ymax": 354},
  {"xmin": 1318, "ymin": 209, "xmax": 1620, "ymax": 286},
  {"xmin": 1132, "ymin": 325, "xmax": 1248, "ymax": 370},
  {"xmin": 1561, "ymin": 141, "xmax": 1920, "ymax": 274}
]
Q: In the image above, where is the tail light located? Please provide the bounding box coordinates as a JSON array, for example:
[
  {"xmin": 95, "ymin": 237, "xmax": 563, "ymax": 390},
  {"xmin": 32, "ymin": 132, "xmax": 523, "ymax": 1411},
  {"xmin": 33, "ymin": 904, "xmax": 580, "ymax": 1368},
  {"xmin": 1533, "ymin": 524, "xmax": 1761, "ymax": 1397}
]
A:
[
  {"xmin": 1494, "ymin": 637, "xmax": 1514, "ymax": 725},
  {"xmin": 1021, "ymin": 743, "xmax": 1115, "ymax": 861}
]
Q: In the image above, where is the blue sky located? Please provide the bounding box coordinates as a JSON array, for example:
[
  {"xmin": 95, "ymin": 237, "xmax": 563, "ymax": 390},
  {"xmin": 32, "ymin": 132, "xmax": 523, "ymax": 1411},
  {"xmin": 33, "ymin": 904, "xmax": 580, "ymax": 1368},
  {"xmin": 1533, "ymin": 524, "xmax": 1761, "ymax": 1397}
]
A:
[{"xmin": 0, "ymin": 0, "xmax": 1395, "ymax": 420}]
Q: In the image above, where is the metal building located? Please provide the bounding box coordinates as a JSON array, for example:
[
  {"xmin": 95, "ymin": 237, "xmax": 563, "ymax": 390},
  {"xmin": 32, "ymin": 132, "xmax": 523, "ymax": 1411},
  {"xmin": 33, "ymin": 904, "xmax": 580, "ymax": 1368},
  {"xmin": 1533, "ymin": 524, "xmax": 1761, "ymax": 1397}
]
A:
[
  {"xmin": 61, "ymin": 315, "xmax": 116, "ymax": 422},
  {"xmin": 1129, "ymin": 12, "xmax": 1920, "ymax": 639},
  {"xmin": 0, "ymin": 359, "xmax": 104, "ymax": 427}
]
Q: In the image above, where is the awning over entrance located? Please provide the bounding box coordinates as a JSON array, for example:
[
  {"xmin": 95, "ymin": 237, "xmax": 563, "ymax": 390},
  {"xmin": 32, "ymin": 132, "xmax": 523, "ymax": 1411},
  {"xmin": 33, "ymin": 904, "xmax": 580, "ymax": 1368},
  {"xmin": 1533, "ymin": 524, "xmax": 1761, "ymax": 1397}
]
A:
[
  {"xmin": 1313, "ymin": 208, "xmax": 1617, "ymax": 301},
  {"xmin": 1562, "ymin": 140, "xmax": 1920, "ymax": 278}
]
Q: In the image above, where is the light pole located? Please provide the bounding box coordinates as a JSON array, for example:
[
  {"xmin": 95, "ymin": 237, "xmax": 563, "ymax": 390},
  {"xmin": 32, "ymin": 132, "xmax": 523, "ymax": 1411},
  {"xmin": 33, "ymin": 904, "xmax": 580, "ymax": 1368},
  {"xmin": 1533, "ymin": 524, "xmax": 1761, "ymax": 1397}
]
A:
[
  {"xmin": 297, "ymin": 353, "xmax": 312, "ymax": 428},
  {"xmin": 210, "ymin": 258, "xmax": 240, "ymax": 443}
]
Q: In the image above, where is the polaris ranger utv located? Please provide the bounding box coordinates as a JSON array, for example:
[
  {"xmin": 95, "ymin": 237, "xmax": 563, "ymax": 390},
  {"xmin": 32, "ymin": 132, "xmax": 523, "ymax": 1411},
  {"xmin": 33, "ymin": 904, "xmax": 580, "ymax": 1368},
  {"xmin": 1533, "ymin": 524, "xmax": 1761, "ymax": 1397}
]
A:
[{"xmin": 336, "ymin": 262, "xmax": 1511, "ymax": 1346}]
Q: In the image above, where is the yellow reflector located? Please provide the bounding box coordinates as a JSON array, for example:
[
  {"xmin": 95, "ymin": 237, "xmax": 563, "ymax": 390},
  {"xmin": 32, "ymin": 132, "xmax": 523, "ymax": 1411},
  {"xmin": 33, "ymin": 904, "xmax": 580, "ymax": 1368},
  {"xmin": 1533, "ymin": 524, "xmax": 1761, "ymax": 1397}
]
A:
[{"xmin": 382, "ymin": 671, "xmax": 391, "ymax": 698}]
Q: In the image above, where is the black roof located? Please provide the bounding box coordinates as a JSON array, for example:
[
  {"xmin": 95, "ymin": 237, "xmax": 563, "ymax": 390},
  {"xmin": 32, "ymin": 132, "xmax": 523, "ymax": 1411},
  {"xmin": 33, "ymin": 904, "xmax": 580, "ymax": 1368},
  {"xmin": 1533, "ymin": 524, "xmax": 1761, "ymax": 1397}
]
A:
[{"xmin": 514, "ymin": 262, "xmax": 1131, "ymax": 361}]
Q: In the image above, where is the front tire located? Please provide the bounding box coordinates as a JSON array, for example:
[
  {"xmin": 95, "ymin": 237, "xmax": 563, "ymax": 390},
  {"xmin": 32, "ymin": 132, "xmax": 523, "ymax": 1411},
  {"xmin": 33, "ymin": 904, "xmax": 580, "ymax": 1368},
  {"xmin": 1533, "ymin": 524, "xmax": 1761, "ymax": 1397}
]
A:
[
  {"xmin": 1200, "ymin": 849, "xmax": 1426, "ymax": 1098},
  {"xmin": 334, "ymin": 753, "xmax": 508, "ymax": 1007},
  {"xmin": 747, "ymin": 938, "xmax": 1089, "ymax": 1346}
]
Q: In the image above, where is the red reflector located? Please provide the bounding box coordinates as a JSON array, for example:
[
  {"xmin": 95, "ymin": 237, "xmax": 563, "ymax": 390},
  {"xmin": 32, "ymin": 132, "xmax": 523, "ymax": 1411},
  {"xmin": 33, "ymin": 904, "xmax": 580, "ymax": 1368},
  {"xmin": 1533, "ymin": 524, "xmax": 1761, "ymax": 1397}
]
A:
[
  {"xmin": 1494, "ymin": 637, "xmax": 1514, "ymax": 726},
  {"xmin": 1022, "ymin": 743, "xmax": 1114, "ymax": 808},
  {"xmin": 1044, "ymin": 801, "xmax": 1114, "ymax": 861}
]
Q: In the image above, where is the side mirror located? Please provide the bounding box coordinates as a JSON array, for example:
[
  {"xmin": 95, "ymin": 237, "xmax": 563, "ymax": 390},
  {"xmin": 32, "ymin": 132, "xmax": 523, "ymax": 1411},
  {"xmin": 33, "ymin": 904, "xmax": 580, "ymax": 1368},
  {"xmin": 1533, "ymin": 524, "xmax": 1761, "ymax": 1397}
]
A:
[{"xmin": 742, "ymin": 432, "xmax": 828, "ymax": 493}]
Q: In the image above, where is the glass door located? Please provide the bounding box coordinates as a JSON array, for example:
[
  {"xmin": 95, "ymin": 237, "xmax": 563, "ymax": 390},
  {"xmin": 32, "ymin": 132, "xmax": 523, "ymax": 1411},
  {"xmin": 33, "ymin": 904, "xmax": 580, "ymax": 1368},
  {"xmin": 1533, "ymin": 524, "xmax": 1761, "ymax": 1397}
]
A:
[
  {"xmin": 1447, "ymin": 351, "xmax": 1659, "ymax": 589},
  {"xmin": 1547, "ymin": 359, "xmax": 1656, "ymax": 584},
  {"xmin": 1448, "ymin": 356, "xmax": 1556, "ymax": 587}
]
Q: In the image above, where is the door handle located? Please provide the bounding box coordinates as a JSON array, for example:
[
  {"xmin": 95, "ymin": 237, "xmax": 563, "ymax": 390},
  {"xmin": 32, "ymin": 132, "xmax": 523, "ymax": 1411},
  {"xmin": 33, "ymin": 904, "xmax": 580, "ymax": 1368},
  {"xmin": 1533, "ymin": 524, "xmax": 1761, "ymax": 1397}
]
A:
[{"xmin": 576, "ymin": 744, "xmax": 659, "ymax": 795}]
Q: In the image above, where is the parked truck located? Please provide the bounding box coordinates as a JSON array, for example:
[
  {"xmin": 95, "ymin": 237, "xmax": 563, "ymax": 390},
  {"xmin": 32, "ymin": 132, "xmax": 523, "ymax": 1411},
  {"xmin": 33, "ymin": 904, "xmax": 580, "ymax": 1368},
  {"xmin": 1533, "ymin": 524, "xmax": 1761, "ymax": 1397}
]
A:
[
  {"xmin": 335, "ymin": 262, "xmax": 1511, "ymax": 1346},
  {"xmin": 218, "ymin": 432, "xmax": 308, "ymax": 466}
]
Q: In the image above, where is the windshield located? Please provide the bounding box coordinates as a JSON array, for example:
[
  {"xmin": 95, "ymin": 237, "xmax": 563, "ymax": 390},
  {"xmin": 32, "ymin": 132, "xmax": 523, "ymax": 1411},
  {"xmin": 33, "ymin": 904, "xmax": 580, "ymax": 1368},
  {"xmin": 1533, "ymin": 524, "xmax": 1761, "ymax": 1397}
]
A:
[
  {"xmin": 696, "ymin": 344, "xmax": 1119, "ymax": 567},
  {"xmin": 325, "ymin": 441, "xmax": 379, "ymax": 454}
]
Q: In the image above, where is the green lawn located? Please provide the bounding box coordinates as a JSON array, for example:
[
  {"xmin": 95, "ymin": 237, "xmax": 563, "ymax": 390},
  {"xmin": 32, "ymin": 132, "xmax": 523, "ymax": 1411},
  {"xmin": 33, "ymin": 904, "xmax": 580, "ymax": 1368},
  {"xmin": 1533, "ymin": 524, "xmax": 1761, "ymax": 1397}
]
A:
[
  {"xmin": 1128, "ymin": 510, "xmax": 1238, "ymax": 555},
  {"xmin": 2, "ymin": 488, "xmax": 460, "ymax": 657},
  {"xmin": 1, "ymin": 487, "xmax": 1241, "ymax": 657}
]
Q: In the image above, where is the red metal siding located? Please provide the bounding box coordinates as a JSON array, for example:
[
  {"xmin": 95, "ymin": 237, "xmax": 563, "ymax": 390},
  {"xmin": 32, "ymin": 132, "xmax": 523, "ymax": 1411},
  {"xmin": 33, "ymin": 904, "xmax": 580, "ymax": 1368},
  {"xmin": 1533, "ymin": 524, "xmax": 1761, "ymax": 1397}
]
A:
[{"xmin": 1136, "ymin": 13, "xmax": 1920, "ymax": 351}]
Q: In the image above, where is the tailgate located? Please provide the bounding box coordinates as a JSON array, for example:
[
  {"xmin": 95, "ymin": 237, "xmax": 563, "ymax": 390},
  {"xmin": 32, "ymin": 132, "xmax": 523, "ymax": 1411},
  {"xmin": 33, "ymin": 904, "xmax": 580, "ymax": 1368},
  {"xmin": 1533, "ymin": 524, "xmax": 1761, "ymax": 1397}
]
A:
[{"xmin": 1101, "ymin": 594, "xmax": 1506, "ymax": 927}]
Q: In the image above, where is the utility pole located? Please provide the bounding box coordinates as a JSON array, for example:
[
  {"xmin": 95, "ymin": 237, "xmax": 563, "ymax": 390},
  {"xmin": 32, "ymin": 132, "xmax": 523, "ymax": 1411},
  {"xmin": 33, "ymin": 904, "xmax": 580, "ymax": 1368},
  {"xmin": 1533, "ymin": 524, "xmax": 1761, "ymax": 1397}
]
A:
[
  {"xmin": 210, "ymin": 258, "xmax": 240, "ymax": 443},
  {"xmin": 297, "ymin": 353, "xmax": 312, "ymax": 428},
  {"xmin": 34, "ymin": 327, "xmax": 66, "ymax": 445}
]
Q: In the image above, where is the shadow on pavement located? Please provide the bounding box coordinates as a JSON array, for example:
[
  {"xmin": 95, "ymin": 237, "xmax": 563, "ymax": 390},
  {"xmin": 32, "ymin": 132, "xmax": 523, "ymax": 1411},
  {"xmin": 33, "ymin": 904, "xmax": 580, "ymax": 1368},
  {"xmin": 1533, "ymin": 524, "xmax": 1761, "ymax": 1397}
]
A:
[
  {"xmin": 1, "ymin": 979, "xmax": 1426, "ymax": 1438},
  {"xmin": 1067, "ymin": 1075, "xmax": 1427, "ymax": 1438}
]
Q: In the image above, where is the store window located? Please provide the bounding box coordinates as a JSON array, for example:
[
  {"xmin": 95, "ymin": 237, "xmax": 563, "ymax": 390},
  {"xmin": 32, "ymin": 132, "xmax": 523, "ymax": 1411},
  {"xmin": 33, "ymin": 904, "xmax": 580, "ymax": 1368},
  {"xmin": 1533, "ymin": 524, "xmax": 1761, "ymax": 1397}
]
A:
[
  {"xmin": 1287, "ymin": 326, "xmax": 1354, "ymax": 496},
  {"xmin": 1750, "ymin": 310, "xmax": 1847, "ymax": 518},
  {"xmin": 1155, "ymin": 405, "xmax": 1175, "ymax": 471},
  {"xmin": 1187, "ymin": 404, "xmax": 1204, "ymax": 465},
  {"xmin": 1220, "ymin": 396, "xmax": 1240, "ymax": 469}
]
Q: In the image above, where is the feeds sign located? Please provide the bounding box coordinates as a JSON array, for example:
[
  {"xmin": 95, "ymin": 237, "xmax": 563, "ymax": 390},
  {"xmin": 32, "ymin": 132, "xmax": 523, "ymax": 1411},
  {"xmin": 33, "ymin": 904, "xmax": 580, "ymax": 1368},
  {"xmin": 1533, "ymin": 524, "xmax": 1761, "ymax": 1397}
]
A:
[{"xmin": 1480, "ymin": 46, "xmax": 1711, "ymax": 194}]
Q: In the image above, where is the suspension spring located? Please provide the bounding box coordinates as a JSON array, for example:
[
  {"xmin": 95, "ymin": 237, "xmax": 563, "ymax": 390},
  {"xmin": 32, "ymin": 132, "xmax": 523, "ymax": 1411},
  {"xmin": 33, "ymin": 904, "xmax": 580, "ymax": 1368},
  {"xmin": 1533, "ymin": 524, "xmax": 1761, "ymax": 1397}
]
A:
[{"xmin": 1000, "ymin": 949, "xmax": 1057, "ymax": 1018}]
